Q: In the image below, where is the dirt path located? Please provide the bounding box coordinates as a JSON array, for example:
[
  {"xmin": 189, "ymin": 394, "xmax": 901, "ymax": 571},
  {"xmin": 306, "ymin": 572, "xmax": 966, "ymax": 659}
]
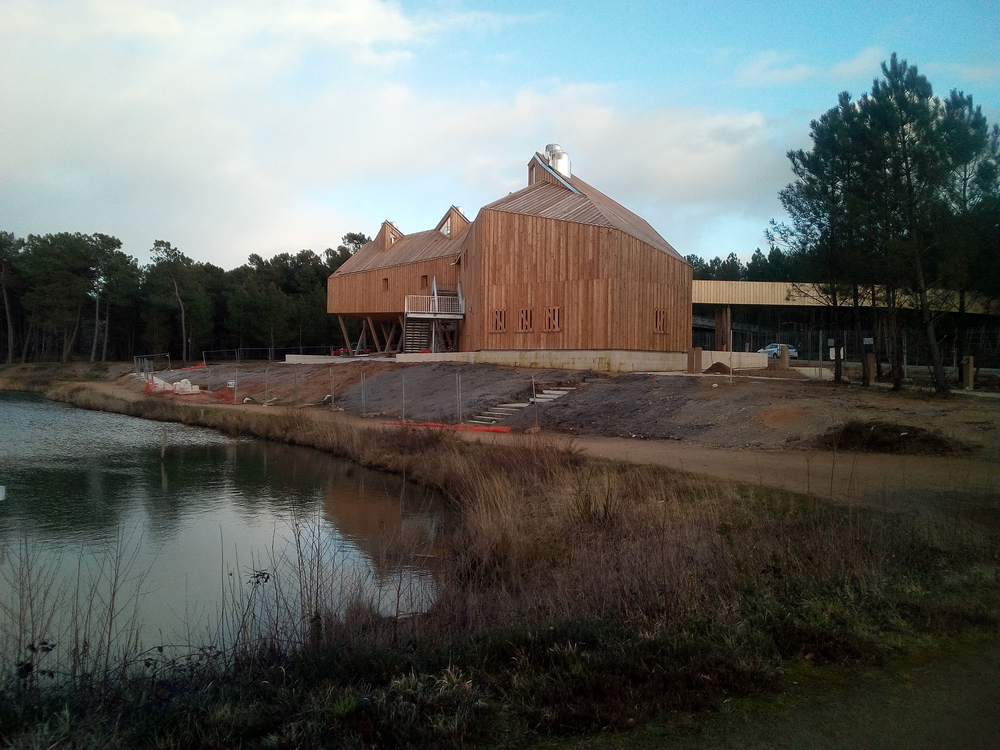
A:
[{"xmin": 464, "ymin": 431, "xmax": 999, "ymax": 517}]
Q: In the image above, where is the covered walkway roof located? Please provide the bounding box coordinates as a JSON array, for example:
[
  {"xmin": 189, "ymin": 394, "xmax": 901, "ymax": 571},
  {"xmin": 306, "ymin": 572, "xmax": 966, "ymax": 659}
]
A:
[{"xmin": 693, "ymin": 280, "xmax": 998, "ymax": 315}]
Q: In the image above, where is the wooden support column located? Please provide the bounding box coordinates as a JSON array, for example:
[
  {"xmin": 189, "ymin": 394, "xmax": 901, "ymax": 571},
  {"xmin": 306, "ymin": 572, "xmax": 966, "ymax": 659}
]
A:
[
  {"xmin": 383, "ymin": 320, "xmax": 400, "ymax": 353},
  {"xmin": 354, "ymin": 320, "xmax": 368, "ymax": 356},
  {"xmin": 366, "ymin": 316, "xmax": 383, "ymax": 353},
  {"xmin": 687, "ymin": 347, "xmax": 702, "ymax": 374},
  {"xmin": 337, "ymin": 315, "xmax": 353, "ymax": 356},
  {"xmin": 714, "ymin": 307, "xmax": 732, "ymax": 352}
]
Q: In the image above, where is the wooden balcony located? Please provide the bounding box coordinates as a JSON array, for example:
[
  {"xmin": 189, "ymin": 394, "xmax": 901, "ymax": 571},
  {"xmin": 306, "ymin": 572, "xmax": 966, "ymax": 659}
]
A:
[{"xmin": 404, "ymin": 295, "xmax": 465, "ymax": 319}]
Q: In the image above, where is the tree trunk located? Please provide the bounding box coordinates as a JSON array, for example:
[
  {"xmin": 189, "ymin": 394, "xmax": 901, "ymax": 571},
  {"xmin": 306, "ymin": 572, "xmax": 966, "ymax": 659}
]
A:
[
  {"xmin": 872, "ymin": 286, "xmax": 883, "ymax": 381},
  {"xmin": 917, "ymin": 286, "xmax": 949, "ymax": 393},
  {"xmin": 889, "ymin": 302, "xmax": 903, "ymax": 391},
  {"xmin": 89, "ymin": 290, "xmax": 101, "ymax": 363},
  {"xmin": 101, "ymin": 301, "xmax": 111, "ymax": 362},
  {"xmin": 830, "ymin": 287, "xmax": 843, "ymax": 383},
  {"xmin": 913, "ymin": 260, "xmax": 949, "ymax": 393},
  {"xmin": 62, "ymin": 304, "xmax": 82, "ymax": 362},
  {"xmin": 853, "ymin": 284, "xmax": 870, "ymax": 386},
  {"xmin": 956, "ymin": 290, "xmax": 967, "ymax": 385},
  {"xmin": 20, "ymin": 319, "xmax": 33, "ymax": 363},
  {"xmin": 1, "ymin": 269, "xmax": 14, "ymax": 364},
  {"xmin": 171, "ymin": 275, "xmax": 187, "ymax": 364}
]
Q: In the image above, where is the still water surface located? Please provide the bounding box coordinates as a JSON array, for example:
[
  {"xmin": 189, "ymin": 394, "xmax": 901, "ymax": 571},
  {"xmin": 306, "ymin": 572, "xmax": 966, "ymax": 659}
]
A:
[{"xmin": 0, "ymin": 391, "xmax": 446, "ymax": 647}]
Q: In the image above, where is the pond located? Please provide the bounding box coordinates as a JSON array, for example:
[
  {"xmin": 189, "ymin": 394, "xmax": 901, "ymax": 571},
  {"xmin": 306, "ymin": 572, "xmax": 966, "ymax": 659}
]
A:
[{"xmin": 0, "ymin": 391, "xmax": 447, "ymax": 664}]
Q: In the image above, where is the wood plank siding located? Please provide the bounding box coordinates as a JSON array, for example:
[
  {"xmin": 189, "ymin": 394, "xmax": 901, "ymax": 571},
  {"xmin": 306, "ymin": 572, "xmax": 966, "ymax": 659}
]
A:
[
  {"xmin": 693, "ymin": 280, "xmax": 824, "ymax": 306},
  {"xmin": 327, "ymin": 256, "xmax": 459, "ymax": 319},
  {"xmin": 329, "ymin": 151, "xmax": 692, "ymax": 353},
  {"xmin": 460, "ymin": 209, "xmax": 691, "ymax": 352}
]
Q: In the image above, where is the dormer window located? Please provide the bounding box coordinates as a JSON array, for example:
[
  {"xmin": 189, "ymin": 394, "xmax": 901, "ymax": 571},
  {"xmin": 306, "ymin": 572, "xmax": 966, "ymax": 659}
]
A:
[{"xmin": 440, "ymin": 217, "xmax": 451, "ymax": 237}]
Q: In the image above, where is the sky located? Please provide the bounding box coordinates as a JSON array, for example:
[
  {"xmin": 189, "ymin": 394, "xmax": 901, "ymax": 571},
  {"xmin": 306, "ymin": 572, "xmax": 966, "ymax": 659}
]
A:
[{"xmin": 2, "ymin": 0, "xmax": 998, "ymax": 270}]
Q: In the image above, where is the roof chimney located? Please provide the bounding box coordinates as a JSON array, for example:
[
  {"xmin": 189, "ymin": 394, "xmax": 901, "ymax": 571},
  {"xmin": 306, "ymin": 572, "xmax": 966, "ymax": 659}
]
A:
[{"xmin": 544, "ymin": 143, "xmax": 571, "ymax": 178}]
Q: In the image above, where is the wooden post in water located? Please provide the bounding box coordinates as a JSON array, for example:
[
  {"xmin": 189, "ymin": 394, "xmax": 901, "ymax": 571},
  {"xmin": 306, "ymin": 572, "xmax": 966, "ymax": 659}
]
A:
[
  {"xmin": 161, "ymin": 427, "xmax": 166, "ymax": 459},
  {"xmin": 294, "ymin": 366, "xmax": 299, "ymax": 405},
  {"xmin": 329, "ymin": 366, "xmax": 335, "ymax": 410},
  {"xmin": 401, "ymin": 372, "xmax": 406, "ymax": 421},
  {"xmin": 264, "ymin": 366, "xmax": 269, "ymax": 405}
]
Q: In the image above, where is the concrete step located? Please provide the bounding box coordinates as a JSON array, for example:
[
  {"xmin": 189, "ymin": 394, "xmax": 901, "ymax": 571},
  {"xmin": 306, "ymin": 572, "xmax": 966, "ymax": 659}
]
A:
[
  {"xmin": 467, "ymin": 418, "xmax": 498, "ymax": 425},
  {"xmin": 499, "ymin": 403, "xmax": 531, "ymax": 408}
]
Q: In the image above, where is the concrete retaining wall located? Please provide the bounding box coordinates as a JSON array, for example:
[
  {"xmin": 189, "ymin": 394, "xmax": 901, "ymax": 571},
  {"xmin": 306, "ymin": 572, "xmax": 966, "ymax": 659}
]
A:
[
  {"xmin": 393, "ymin": 349, "xmax": 768, "ymax": 372},
  {"xmin": 286, "ymin": 350, "xmax": 768, "ymax": 372}
]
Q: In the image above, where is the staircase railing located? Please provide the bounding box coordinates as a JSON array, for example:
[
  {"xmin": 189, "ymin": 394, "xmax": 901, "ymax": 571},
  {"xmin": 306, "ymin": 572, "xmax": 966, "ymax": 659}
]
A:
[{"xmin": 405, "ymin": 295, "xmax": 465, "ymax": 315}]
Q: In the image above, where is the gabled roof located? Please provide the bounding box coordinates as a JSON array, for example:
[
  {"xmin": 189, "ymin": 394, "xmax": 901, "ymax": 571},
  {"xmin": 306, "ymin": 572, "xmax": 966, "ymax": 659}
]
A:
[
  {"xmin": 333, "ymin": 214, "xmax": 469, "ymax": 276},
  {"xmin": 484, "ymin": 153, "xmax": 684, "ymax": 261}
]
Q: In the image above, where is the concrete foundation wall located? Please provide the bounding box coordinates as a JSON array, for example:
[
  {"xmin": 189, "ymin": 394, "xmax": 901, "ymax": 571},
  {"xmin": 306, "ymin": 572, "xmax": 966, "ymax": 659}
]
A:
[
  {"xmin": 394, "ymin": 349, "xmax": 768, "ymax": 372},
  {"xmin": 288, "ymin": 350, "xmax": 767, "ymax": 372}
]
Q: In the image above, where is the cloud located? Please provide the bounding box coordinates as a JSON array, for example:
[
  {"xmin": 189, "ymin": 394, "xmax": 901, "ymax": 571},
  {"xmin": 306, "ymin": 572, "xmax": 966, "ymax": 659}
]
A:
[
  {"xmin": 0, "ymin": 0, "xmax": 795, "ymax": 266},
  {"xmin": 925, "ymin": 61, "xmax": 1000, "ymax": 83},
  {"xmin": 828, "ymin": 46, "xmax": 885, "ymax": 79},
  {"xmin": 735, "ymin": 51, "xmax": 815, "ymax": 86},
  {"xmin": 735, "ymin": 47, "xmax": 891, "ymax": 89}
]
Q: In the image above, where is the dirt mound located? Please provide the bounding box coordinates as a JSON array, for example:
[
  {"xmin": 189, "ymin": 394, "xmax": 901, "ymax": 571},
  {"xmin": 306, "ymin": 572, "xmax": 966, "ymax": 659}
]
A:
[
  {"xmin": 703, "ymin": 362, "xmax": 730, "ymax": 375},
  {"xmin": 816, "ymin": 420, "xmax": 971, "ymax": 455}
]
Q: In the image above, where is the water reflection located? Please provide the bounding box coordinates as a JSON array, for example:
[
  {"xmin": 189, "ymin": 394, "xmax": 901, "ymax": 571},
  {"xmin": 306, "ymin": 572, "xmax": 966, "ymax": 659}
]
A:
[{"xmin": 0, "ymin": 391, "xmax": 448, "ymax": 651}]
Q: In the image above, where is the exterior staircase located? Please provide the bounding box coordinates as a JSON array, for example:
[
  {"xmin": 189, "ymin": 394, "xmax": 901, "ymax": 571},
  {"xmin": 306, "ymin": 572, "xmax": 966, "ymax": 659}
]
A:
[
  {"xmin": 466, "ymin": 387, "xmax": 576, "ymax": 425},
  {"xmin": 403, "ymin": 319, "xmax": 432, "ymax": 353}
]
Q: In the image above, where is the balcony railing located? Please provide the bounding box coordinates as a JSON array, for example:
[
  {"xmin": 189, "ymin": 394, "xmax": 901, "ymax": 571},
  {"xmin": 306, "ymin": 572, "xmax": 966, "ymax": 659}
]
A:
[{"xmin": 405, "ymin": 295, "xmax": 465, "ymax": 316}]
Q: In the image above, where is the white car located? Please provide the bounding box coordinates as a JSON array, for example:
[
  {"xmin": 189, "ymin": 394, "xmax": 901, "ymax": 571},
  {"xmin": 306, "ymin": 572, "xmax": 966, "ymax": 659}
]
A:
[{"xmin": 758, "ymin": 342, "xmax": 798, "ymax": 359}]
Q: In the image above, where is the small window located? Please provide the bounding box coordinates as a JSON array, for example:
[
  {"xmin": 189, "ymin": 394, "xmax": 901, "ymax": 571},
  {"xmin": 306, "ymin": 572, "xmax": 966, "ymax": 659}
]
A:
[
  {"xmin": 543, "ymin": 307, "xmax": 561, "ymax": 332},
  {"xmin": 517, "ymin": 309, "xmax": 533, "ymax": 333},
  {"xmin": 440, "ymin": 217, "xmax": 451, "ymax": 237},
  {"xmin": 420, "ymin": 275, "xmax": 428, "ymax": 289},
  {"xmin": 654, "ymin": 309, "xmax": 667, "ymax": 334},
  {"xmin": 382, "ymin": 278, "xmax": 389, "ymax": 291},
  {"xmin": 490, "ymin": 309, "xmax": 507, "ymax": 333}
]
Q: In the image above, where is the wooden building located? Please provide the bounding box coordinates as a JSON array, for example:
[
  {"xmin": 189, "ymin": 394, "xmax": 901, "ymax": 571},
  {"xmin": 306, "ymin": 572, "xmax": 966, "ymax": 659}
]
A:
[{"xmin": 327, "ymin": 146, "xmax": 692, "ymax": 356}]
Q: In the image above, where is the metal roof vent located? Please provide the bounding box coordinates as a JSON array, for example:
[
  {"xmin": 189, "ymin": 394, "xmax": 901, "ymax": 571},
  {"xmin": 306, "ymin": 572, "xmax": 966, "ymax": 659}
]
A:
[{"xmin": 545, "ymin": 143, "xmax": 570, "ymax": 178}]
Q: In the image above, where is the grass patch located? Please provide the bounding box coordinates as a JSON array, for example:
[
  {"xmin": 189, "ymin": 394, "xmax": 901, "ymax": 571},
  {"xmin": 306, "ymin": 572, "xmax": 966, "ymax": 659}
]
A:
[{"xmin": 0, "ymin": 382, "xmax": 997, "ymax": 747}]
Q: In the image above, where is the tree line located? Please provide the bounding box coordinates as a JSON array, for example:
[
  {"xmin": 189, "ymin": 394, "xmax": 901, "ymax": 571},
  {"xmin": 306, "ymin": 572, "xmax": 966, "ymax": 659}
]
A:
[
  {"xmin": 695, "ymin": 54, "xmax": 999, "ymax": 392},
  {"xmin": 0, "ymin": 231, "xmax": 370, "ymax": 365}
]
